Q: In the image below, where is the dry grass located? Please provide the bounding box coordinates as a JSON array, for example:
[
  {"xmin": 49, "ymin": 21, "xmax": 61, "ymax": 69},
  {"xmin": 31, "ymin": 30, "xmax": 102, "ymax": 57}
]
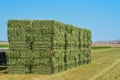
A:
[
  {"xmin": 0, "ymin": 48, "xmax": 120, "ymax": 80},
  {"xmin": 95, "ymin": 61, "xmax": 120, "ymax": 80}
]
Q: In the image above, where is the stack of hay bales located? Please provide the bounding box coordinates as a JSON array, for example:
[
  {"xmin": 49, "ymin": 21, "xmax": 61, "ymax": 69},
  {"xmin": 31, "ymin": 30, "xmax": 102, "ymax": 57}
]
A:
[{"xmin": 7, "ymin": 20, "xmax": 92, "ymax": 74}]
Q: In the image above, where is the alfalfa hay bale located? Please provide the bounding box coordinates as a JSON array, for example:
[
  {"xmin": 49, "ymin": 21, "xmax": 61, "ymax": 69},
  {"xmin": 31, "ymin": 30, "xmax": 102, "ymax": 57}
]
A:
[{"xmin": 7, "ymin": 20, "xmax": 92, "ymax": 74}]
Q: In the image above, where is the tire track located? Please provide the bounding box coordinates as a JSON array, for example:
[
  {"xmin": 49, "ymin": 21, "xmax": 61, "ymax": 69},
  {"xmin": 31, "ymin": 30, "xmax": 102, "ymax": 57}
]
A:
[{"xmin": 90, "ymin": 59, "xmax": 120, "ymax": 80}]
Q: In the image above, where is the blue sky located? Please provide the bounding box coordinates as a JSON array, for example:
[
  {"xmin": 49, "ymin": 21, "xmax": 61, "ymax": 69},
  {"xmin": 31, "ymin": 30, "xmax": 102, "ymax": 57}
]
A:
[{"xmin": 0, "ymin": 0, "xmax": 120, "ymax": 42}]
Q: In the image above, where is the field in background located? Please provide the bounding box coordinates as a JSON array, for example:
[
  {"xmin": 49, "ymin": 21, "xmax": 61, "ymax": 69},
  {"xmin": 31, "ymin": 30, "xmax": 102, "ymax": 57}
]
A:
[
  {"xmin": 92, "ymin": 43, "xmax": 120, "ymax": 48},
  {"xmin": 0, "ymin": 45, "xmax": 9, "ymax": 48},
  {"xmin": 92, "ymin": 46, "xmax": 111, "ymax": 49},
  {"xmin": 0, "ymin": 48, "xmax": 120, "ymax": 80},
  {"xmin": 0, "ymin": 42, "xmax": 9, "ymax": 45},
  {"xmin": 0, "ymin": 42, "xmax": 9, "ymax": 48}
]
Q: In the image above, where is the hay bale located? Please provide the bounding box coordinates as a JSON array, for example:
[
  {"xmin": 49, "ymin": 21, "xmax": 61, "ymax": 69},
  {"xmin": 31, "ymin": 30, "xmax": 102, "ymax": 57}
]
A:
[{"xmin": 7, "ymin": 20, "xmax": 92, "ymax": 74}]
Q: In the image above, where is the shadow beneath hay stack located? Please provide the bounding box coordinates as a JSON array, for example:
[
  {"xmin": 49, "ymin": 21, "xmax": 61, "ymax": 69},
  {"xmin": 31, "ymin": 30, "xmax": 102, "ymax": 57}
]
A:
[
  {"xmin": 0, "ymin": 52, "xmax": 7, "ymax": 65},
  {"xmin": 0, "ymin": 48, "xmax": 8, "ymax": 70}
]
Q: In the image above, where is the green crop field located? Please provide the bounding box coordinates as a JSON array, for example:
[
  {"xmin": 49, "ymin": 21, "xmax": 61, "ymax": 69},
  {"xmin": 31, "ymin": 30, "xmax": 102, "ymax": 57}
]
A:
[
  {"xmin": 0, "ymin": 45, "xmax": 9, "ymax": 48},
  {"xmin": 92, "ymin": 46, "xmax": 112, "ymax": 50},
  {"xmin": 0, "ymin": 48, "xmax": 120, "ymax": 80}
]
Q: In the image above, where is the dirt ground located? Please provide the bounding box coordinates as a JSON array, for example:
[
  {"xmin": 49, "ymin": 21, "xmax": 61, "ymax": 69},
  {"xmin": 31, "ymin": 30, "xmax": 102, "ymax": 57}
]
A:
[
  {"xmin": 92, "ymin": 43, "xmax": 120, "ymax": 48},
  {"xmin": 0, "ymin": 42, "xmax": 9, "ymax": 45}
]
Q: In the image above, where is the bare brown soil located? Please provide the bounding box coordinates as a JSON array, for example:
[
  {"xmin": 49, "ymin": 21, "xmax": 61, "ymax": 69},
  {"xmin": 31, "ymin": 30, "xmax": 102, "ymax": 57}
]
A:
[
  {"xmin": 92, "ymin": 43, "xmax": 120, "ymax": 48},
  {"xmin": 0, "ymin": 42, "xmax": 9, "ymax": 45}
]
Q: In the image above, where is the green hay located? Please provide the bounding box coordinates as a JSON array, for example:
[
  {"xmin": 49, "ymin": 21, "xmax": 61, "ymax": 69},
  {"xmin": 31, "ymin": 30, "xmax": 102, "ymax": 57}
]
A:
[{"xmin": 7, "ymin": 20, "xmax": 92, "ymax": 74}]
